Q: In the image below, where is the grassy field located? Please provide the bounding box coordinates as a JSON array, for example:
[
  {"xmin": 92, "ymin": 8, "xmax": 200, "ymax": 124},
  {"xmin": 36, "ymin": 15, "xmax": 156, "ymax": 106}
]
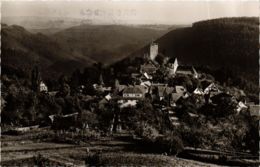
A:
[{"xmin": 1, "ymin": 128, "xmax": 225, "ymax": 166}]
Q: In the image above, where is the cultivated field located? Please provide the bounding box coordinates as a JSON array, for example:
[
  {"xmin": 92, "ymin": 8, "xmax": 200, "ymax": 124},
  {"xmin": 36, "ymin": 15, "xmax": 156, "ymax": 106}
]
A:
[{"xmin": 1, "ymin": 128, "xmax": 222, "ymax": 167}]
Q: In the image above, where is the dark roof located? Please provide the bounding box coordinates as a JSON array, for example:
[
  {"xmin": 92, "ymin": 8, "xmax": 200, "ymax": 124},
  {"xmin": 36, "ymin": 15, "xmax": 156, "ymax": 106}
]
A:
[
  {"xmin": 141, "ymin": 62, "xmax": 157, "ymax": 70},
  {"xmin": 168, "ymin": 57, "xmax": 177, "ymax": 63},
  {"xmin": 171, "ymin": 93, "xmax": 183, "ymax": 102},
  {"xmin": 176, "ymin": 66, "xmax": 194, "ymax": 75},
  {"xmin": 201, "ymin": 80, "xmax": 213, "ymax": 90},
  {"xmin": 157, "ymin": 86, "xmax": 166, "ymax": 97}
]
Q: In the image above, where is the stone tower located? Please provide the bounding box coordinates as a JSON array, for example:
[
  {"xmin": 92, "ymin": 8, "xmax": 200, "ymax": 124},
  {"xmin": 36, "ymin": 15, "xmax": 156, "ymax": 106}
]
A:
[{"xmin": 150, "ymin": 42, "xmax": 158, "ymax": 61}]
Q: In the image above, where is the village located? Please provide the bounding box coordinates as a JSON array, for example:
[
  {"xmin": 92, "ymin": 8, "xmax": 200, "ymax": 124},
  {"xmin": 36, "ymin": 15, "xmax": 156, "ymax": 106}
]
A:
[
  {"xmin": 1, "ymin": 43, "xmax": 259, "ymax": 166},
  {"xmin": 32, "ymin": 42, "xmax": 258, "ymax": 133}
]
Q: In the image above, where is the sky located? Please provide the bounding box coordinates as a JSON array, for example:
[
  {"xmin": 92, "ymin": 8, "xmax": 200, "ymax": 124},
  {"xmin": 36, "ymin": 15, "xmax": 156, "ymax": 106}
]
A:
[{"xmin": 2, "ymin": 1, "xmax": 259, "ymax": 24}]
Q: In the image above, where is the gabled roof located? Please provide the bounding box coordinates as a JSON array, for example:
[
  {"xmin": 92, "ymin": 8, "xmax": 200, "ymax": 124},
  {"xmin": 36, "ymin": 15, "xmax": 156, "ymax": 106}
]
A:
[
  {"xmin": 99, "ymin": 98, "xmax": 108, "ymax": 105},
  {"xmin": 157, "ymin": 86, "xmax": 166, "ymax": 97},
  {"xmin": 204, "ymin": 83, "xmax": 219, "ymax": 93},
  {"xmin": 201, "ymin": 80, "xmax": 213, "ymax": 90},
  {"xmin": 171, "ymin": 93, "xmax": 183, "ymax": 102},
  {"xmin": 174, "ymin": 86, "xmax": 186, "ymax": 94},
  {"xmin": 175, "ymin": 66, "xmax": 193, "ymax": 75},
  {"xmin": 123, "ymin": 86, "xmax": 144, "ymax": 94},
  {"xmin": 134, "ymin": 85, "xmax": 147, "ymax": 94},
  {"xmin": 141, "ymin": 81, "xmax": 152, "ymax": 87},
  {"xmin": 193, "ymin": 88, "xmax": 204, "ymax": 95},
  {"xmin": 118, "ymin": 85, "xmax": 127, "ymax": 92},
  {"xmin": 141, "ymin": 62, "xmax": 157, "ymax": 69}
]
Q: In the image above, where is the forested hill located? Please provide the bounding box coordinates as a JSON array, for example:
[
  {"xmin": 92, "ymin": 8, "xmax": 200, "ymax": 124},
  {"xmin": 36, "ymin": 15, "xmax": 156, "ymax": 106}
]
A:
[
  {"xmin": 1, "ymin": 23, "xmax": 94, "ymax": 77},
  {"xmin": 52, "ymin": 24, "xmax": 174, "ymax": 65},
  {"xmin": 116, "ymin": 17, "xmax": 259, "ymax": 82},
  {"xmin": 1, "ymin": 23, "xmax": 174, "ymax": 78}
]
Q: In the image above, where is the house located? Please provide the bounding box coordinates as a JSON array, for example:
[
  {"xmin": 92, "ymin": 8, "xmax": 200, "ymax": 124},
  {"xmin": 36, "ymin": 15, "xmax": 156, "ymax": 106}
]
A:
[
  {"xmin": 118, "ymin": 86, "xmax": 146, "ymax": 108},
  {"xmin": 169, "ymin": 86, "xmax": 188, "ymax": 106},
  {"xmin": 105, "ymin": 94, "xmax": 112, "ymax": 101},
  {"xmin": 204, "ymin": 83, "xmax": 220, "ymax": 95},
  {"xmin": 193, "ymin": 88, "xmax": 204, "ymax": 95},
  {"xmin": 40, "ymin": 81, "xmax": 48, "ymax": 92},
  {"xmin": 175, "ymin": 85, "xmax": 187, "ymax": 94},
  {"xmin": 157, "ymin": 85, "xmax": 166, "ymax": 100},
  {"xmin": 119, "ymin": 100, "xmax": 138, "ymax": 108},
  {"xmin": 236, "ymin": 101, "xmax": 248, "ymax": 113},
  {"xmin": 167, "ymin": 58, "xmax": 178, "ymax": 76},
  {"xmin": 117, "ymin": 85, "xmax": 127, "ymax": 93},
  {"xmin": 143, "ymin": 72, "xmax": 153, "ymax": 80},
  {"xmin": 140, "ymin": 80, "xmax": 152, "ymax": 87},
  {"xmin": 123, "ymin": 86, "xmax": 145, "ymax": 99},
  {"xmin": 140, "ymin": 81, "xmax": 151, "ymax": 93},
  {"xmin": 156, "ymin": 86, "xmax": 175, "ymax": 100},
  {"xmin": 14, "ymin": 125, "xmax": 39, "ymax": 133},
  {"xmin": 248, "ymin": 105, "xmax": 260, "ymax": 118},
  {"xmin": 140, "ymin": 62, "xmax": 157, "ymax": 74},
  {"xmin": 164, "ymin": 87, "xmax": 175, "ymax": 96},
  {"xmin": 167, "ymin": 58, "xmax": 198, "ymax": 78},
  {"xmin": 170, "ymin": 93, "xmax": 183, "ymax": 106},
  {"xmin": 175, "ymin": 66, "xmax": 198, "ymax": 78}
]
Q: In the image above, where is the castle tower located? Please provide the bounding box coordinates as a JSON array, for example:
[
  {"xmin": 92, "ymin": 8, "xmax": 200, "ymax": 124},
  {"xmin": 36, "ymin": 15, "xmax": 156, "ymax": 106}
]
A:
[{"xmin": 150, "ymin": 42, "xmax": 158, "ymax": 61}]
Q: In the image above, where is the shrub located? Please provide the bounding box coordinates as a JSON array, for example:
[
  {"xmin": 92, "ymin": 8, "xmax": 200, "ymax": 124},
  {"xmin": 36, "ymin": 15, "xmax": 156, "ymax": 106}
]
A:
[
  {"xmin": 135, "ymin": 123, "xmax": 159, "ymax": 141},
  {"xmin": 154, "ymin": 134, "xmax": 184, "ymax": 155}
]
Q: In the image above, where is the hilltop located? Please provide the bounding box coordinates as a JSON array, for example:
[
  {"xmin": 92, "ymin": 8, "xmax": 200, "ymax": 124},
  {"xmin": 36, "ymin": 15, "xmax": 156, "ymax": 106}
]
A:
[
  {"xmin": 1, "ymin": 23, "xmax": 173, "ymax": 77},
  {"xmin": 116, "ymin": 17, "xmax": 259, "ymax": 80},
  {"xmin": 52, "ymin": 24, "xmax": 174, "ymax": 65},
  {"xmin": 112, "ymin": 17, "xmax": 259, "ymax": 100}
]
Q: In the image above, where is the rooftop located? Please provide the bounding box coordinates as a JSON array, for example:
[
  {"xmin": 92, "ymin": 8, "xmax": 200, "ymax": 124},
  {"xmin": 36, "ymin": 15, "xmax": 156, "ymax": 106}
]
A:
[{"xmin": 123, "ymin": 86, "xmax": 145, "ymax": 94}]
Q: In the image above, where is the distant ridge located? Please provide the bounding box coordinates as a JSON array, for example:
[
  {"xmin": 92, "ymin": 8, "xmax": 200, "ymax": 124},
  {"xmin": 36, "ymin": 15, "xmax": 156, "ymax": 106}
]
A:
[
  {"xmin": 1, "ymin": 23, "xmax": 174, "ymax": 78},
  {"xmin": 114, "ymin": 17, "xmax": 259, "ymax": 81}
]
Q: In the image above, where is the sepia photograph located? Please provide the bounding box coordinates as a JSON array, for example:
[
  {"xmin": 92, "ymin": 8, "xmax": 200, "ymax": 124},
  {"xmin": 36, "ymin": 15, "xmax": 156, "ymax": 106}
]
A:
[{"xmin": 1, "ymin": 0, "xmax": 259, "ymax": 166}]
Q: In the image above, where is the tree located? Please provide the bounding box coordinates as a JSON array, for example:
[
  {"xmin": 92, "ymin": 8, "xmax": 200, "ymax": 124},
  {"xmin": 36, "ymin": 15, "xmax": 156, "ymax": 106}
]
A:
[
  {"xmin": 70, "ymin": 69, "xmax": 82, "ymax": 95},
  {"xmin": 56, "ymin": 75, "xmax": 70, "ymax": 98},
  {"xmin": 31, "ymin": 66, "xmax": 41, "ymax": 93}
]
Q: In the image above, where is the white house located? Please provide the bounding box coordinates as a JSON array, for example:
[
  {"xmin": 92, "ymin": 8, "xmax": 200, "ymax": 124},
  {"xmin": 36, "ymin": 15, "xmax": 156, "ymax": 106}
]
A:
[
  {"xmin": 236, "ymin": 101, "xmax": 248, "ymax": 113},
  {"xmin": 193, "ymin": 88, "xmax": 204, "ymax": 95},
  {"xmin": 118, "ymin": 86, "xmax": 146, "ymax": 108},
  {"xmin": 40, "ymin": 81, "xmax": 48, "ymax": 92},
  {"xmin": 122, "ymin": 86, "xmax": 145, "ymax": 99}
]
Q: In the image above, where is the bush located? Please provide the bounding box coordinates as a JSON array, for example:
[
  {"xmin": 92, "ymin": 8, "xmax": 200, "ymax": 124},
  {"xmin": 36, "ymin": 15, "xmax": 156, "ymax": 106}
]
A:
[
  {"xmin": 135, "ymin": 123, "xmax": 159, "ymax": 141},
  {"xmin": 154, "ymin": 134, "xmax": 184, "ymax": 155}
]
